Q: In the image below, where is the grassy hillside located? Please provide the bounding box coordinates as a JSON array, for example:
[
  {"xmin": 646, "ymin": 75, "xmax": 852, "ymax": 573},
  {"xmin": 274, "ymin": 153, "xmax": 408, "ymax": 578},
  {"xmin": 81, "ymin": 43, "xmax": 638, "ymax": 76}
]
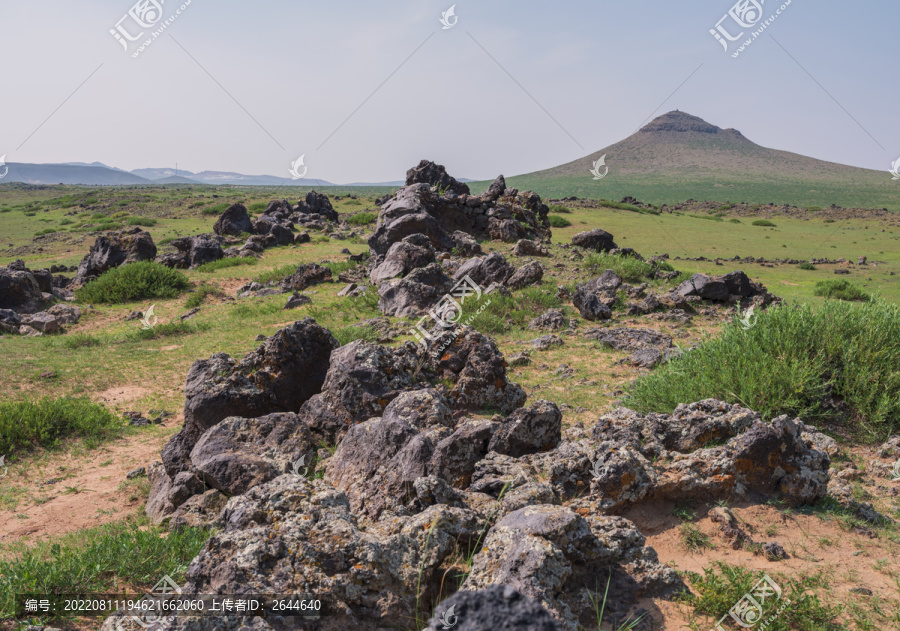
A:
[{"xmin": 473, "ymin": 111, "xmax": 900, "ymax": 210}]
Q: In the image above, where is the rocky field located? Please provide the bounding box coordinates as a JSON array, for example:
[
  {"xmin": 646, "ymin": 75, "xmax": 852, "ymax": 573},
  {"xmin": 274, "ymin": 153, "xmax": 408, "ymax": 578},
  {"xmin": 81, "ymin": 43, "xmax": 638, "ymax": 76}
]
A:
[{"xmin": 0, "ymin": 162, "xmax": 899, "ymax": 631}]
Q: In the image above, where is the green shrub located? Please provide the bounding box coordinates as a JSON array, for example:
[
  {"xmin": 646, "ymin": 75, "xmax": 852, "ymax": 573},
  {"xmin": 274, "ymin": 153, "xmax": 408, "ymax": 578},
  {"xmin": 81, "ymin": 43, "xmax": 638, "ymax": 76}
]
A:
[
  {"xmin": 548, "ymin": 204, "xmax": 573, "ymax": 214},
  {"xmin": 0, "ymin": 517, "xmax": 210, "ymax": 620},
  {"xmin": 95, "ymin": 222, "xmax": 120, "ymax": 231},
  {"xmin": 813, "ymin": 279, "xmax": 870, "ymax": 302},
  {"xmin": 547, "ymin": 215, "xmax": 572, "ymax": 228},
  {"xmin": 689, "ymin": 214, "xmax": 723, "ymax": 222},
  {"xmin": 111, "ymin": 211, "xmax": 130, "ymax": 219},
  {"xmin": 34, "ymin": 228, "xmax": 57, "ymax": 236},
  {"xmin": 82, "ymin": 197, "xmax": 100, "ymax": 205},
  {"xmin": 598, "ymin": 199, "xmax": 660, "ymax": 215},
  {"xmin": 124, "ymin": 321, "xmax": 210, "ymax": 342},
  {"xmin": 76, "ymin": 261, "xmax": 190, "ymax": 304},
  {"xmin": 624, "ymin": 299, "xmax": 900, "ymax": 437},
  {"xmin": 804, "ymin": 206, "xmax": 822, "ymax": 212},
  {"xmin": 583, "ymin": 252, "xmax": 656, "ymax": 283},
  {"xmin": 824, "ymin": 219, "xmax": 835, "ymax": 224},
  {"xmin": 468, "ymin": 286, "xmax": 561, "ymax": 333},
  {"xmin": 346, "ymin": 211, "xmax": 378, "ymax": 226},
  {"xmin": 798, "ymin": 262, "xmax": 817, "ymax": 271},
  {"xmin": 248, "ymin": 202, "xmax": 267, "ymax": 212},
  {"xmin": 58, "ymin": 219, "xmax": 73, "ymax": 226},
  {"xmin": 127, "ymin": 216, "xmax": 156, "ymax": 227},
  {"xmin": 23, "ymin": 211, "xmax": 36, "ymax": 217},
  {"xmin": 201, "ymin": 203, "xmax": 231, "ymax": 215},
  {"xmin": 90, "ymin": 212, "xmax": 106, "ymax": 219},
  {"xmin": 254, "ymin": 264, "xmax": 297, "ymax": 284},
  {"xmin": 752, "ymin": 219, "xmax": 777, "ymax": 227},
  {"xmin": 728, "ymin": 218, "xmax": 741, "ymax": 224},
  {"xmin": 0, "ymin": 397, "xmax": 124, "ymax": 455},
  {"xmin": 195, "ymin": 257, "xmax": 259, "ymax": 273}
]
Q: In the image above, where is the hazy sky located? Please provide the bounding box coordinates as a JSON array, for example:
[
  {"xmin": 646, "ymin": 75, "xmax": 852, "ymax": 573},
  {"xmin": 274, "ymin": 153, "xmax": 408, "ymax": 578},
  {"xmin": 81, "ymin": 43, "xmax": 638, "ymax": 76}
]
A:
[{"xmin": 1, "ymin": 0, "xmax": 897, "ymax": 183}]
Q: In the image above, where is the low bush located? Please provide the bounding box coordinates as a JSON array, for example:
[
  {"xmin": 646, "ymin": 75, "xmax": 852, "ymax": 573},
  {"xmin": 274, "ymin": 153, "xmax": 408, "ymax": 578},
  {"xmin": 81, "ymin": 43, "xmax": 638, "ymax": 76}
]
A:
[
  {"xmin": 624, "ymin": 299, "xmax": 900, "ymax": 437},
  {"xmin": 583, "ymin": 252, "xmax": 657, "ymax": 283},
  {"xmin": 201, "ymin": 203, "xmax": 231, "ymax": 215},
  {"xmin": 547, "ymin": 215, "xmax": 572, "ymax": 228},
  {"xmin": 185, "ymin": 283, "xmax": 222, "ymax": 308},
  {"xmin": 346, "ymin": 211, "xmax": 378, "ymax": 225},
  {"xmin": 547, "ymin": 204, "xmax": 573, "ymax": 214},
  {"xmin": 813, "ymin": 279, "xmax": 870, "ymax": 302},
  {"xmin": 332, "ymin": 325, "xmax": 379, "ymax": 346},
  {"xmin": 76, "ymin": 261, "xmax": 190, "ymax": 304},
  {"xmin": 127, "ymin": 216, "xmax": 156, "ymax": 227},
  {"xmin": 0, "ymin": 397, "xmax": 124, "ymax": 455},
  {"xmin": 798, "ymin": 262, "xmax": 817, "ymax": 271},
  {"xmin": 752, "ymin": 219, "xmax": 777, "ymax": 227},
  {"xmin": 247, "ymin": 202, "xmax": 267, "ymax": 212},
  {"xmin": 124, "ymin": 320, "xmax": 210, "ymax": 342}
]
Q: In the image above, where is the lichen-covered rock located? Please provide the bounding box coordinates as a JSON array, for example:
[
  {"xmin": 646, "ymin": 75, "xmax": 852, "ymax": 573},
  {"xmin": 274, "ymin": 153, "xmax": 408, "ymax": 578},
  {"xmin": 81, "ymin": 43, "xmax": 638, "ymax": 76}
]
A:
[
  {"xmin": 424, "ymin": 585, "xmax": 564, "ymax": 631},
  {"xmin": 583, "ymin": 327, "xmax": 672, "ymax": 353},
  {"xmin": 189, "ymin": 413, "xmax": 317, "ymax": 496},
  {"xmin": 572, "ymin": 286, "xmax": 611, "ymax": 321},
  {"xmin": 453, "ymin": 253, "xmax": 515, "ymax": 287},
  {"xmin": 430, "ymin": 419, "xmax": 498, "ymax": 488},
  {"xmin": 528, "ymin": 308, "xmax": 567, "ymax": 331},
  {"xmin": 369, "ymin": 234, "xmax": 436, "ymax": 283},
  {"xmin": 161, "ymin": 319, "xmax": 338, "ymax": 477},
  {"xmin": 488, "ymin": 400, "xmax": 562, "ymax": 458}
]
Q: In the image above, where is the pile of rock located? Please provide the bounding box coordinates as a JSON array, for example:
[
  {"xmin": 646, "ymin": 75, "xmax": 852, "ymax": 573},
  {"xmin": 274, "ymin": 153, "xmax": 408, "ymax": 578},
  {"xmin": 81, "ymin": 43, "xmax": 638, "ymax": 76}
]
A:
[{"xmin": 0, "ymin": 259, "xmax": 81, "ymax": 336}]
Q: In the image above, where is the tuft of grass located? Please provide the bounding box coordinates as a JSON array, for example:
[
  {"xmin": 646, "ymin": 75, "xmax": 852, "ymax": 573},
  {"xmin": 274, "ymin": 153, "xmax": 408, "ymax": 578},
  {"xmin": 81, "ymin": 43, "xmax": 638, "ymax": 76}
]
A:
[
  {"xmin": 185, "ymin": 283, "xmax": 222, "ymax": 309},
  {"xmin": 126, "ymin": 216, "xmax": 157, "ymax": 227},
  {"xmin": 254, "ymin": 264, "xmax": 297, "ymax": 285},
  {"xmin": 76, "ymin": 261, "xmax": 190, "ymax": 304},
  {"xmin": 752, "ymin": 219, "xmax": 777, "ymax": 227},
  {"xmin": 201, "ymin": 203, "xmax": 231, "ymax": 215},
  {"xmin": 195, "ymin": 256, "xmax": 259, "ymax": 273},
  {"xmin": 468, "ymin": 286, "xmax": 561, "ymax": 333},
  {"xmin": 814, "ymin": 279, "xmax": 870, "ymax": 302},
  {"xmin": 582, "ymin": 252, "xmax": 658, "ymax": 283},
  {"xmin": 798, "ymin": 262, "xmax": 817, "ymax": 271},
  {"xmin": 624, "ymin": 299, "xmax": 900, "ymax": 438},
  {"xmin": 345, "ymin": 211, "xmax": 377, "ymax": 226},
  {"xmin": 0, "ymin": 397, "xmax": 124, "ymax": 456},
  {"xmin": 547, "ymin": 215, "xmax": 572, "ymax": 228},
  {"xmin": 247, "ymin": 202, "xmax": 267, "ymax": 212},
  {"xmin": 332, "ymin": 325, "xmax": 379, "ymax": 346},
  {"xmin": 598, "ymin": 199, "xmax": 660, "ymax": 215},
  {"xmin": 0, "ymin": 517, "xmax": 210, "ymax": 622},
  {"xmin": 547, "ymin": 204, "xmax": 573, "ymax": 214},
  {"xmin": 681, "ymin": 562, "xmax": 844, "ymax": 631},
  {"xmin": 56, "ymin": 333, "xmax": 103, "ymax": 349}
]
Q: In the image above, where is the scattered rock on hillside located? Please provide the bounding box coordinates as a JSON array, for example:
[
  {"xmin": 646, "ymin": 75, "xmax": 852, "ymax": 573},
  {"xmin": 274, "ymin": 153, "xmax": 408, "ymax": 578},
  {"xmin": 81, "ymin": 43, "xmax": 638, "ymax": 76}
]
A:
[
  {"xmin": 157, "ymin": 235, "xmax": 224, "ymax": 269},
  {"xmin": 75, "ymin": 228, "xmax": 157, "ymax": 283},
  {"xmin": 212, "ymin": 203, "xmax": 253, "ymax": 237},
  {"xmin": 571, "ymin": 228, "xmax": 618, "ymax": 253},
  {"xmin": 279, "ymin": 263, "xmax": 333, "ymax": 292},
  {"xmin": 514, "ymin": 239, "xmax": 550, "ymax": 257},
  {"xmin": 506, "ymin": 261, "xmax": 544, "ymax": 290},
  {"xmin": 377, "ymin": 263, "xmax": 451, "ymax": 317},
  {"xmin": 295, "ymin": 190, "xmax": 338, "ymax": 222},
  {"xmin": 406, "ymin": 159, "xmax": 470, "ymax": 196},
  {"xmin": 0, "ymin": 269, "xmax": 45, "ymax": 314},
  {"xmin": 572, "ymin": 286, "xmax": 612, "ymax": 321},
  {"xmin": 369, "ymin": 234, "xmax": 436, "ymax": 283}
]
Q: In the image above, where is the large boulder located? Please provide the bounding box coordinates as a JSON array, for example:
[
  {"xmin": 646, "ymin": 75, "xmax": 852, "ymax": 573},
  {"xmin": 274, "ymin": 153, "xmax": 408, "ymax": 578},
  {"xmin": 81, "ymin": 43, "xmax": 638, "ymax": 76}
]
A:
[
  {"xmin": 212, "ymin": 203, "xmax": 253, "ymax": 236},
  {"xmin": 75, "ymin": 228, "xmax": 157, "ymax": 283},
  {"xmin": 157, "ymin": 235, "xmax": 224, "ymax": 269},
  {"xmin": 369, "ymin": 234, "xmax": 436, "ymax": 283},
  {"xmin": 675, "ymin": 271, "xmax": 764, "ymax": 302},
  {"xmin": 0, "ymin": 269, "xmax": 44, "ymax": 314},
  {"xmin": 406, "ymin": 159, "xmax": 470, "ymax": 196},
  {"xmin": 295, "ymin": 190, "xmax": 338, "ymax": 222},
  {"xmin": 189, "ymin": 413, "xmax": 317, "ymax": 496},
  {"xmin": 506, "ymin": 261, "xmax": 544, "ymax": 290},
  {"xmin": 368, "ymin": 184, "xmax": 461, "ymax": 256},
  {"xmin": 572, "ymin": 287, "xmax": 612, "ymax": 321},
  {"xmin": 488, "ymin": 400, "xmax": 562, "ymax": 458},
  {"xmin": 160, "ymin": 318, "xmax": 338, "ymax": 477},
  {"xmin": 453, "ymin": 252, "xmax": 515, "ymax": 287},
  {"xmin": 571, "ymin": 229, "xmax": 617, "ymax": 253},
  {"xmin": 377, "ymin": 263, "xmax": 451, "ymax": 317}
]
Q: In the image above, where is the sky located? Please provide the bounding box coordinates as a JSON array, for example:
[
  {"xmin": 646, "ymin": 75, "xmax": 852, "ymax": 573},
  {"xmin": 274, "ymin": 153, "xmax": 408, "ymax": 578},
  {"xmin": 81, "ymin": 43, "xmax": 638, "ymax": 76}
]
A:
[{"xmin": 1, "ymin": 0, "xmax": 898, "ymax": 184}]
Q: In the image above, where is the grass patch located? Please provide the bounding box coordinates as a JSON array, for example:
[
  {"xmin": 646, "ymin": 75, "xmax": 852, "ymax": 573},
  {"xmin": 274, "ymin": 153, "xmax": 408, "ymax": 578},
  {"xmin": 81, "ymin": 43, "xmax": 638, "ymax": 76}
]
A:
[
  {"xmin": 547, "ymin": 204, "xmax": 573, "ymax": 214},
  {"xmin": 689, "ymin": 214, "xmax": 724, "ymax": 222},
  {"xmin": 681, "ymin": 562, "xmax": 844, "ymax": 631},
  {"xmin": 583, "ymin": 252, "xmax": 658, "ymax": 283},
  {"xmin": 468, "ymin": 286, "xmax": 562, "ymax": 333},
  {"xmin": 248, "ymin": 202, "xmax": 267, "ymax": 212},
  {"xmin": 126, "ymin": 216, "xmax": 157, "ymax": 227},
  {"xmin": 195, "ymin": 256, "xmax": 259, "ymax": 273},
  {"xmin": 56, "ymin": 333, "xmax": 103, "ymax": 349},
  {"xmin": 124, "ymin": 321, "xmax": 210, "ymax": 342},
  {"xmin": 752, "ymin": 219, "xmax": 777, "ymax": 227},
  {"xmin": 547, "ymin": 215, "xmax": 572, "ymax": 228},
  {"xmin": 95, "ymin": 222, "xmax": 120, "ymax": 231},
  {"xmin": 624, "ymin": 299, "xmax": 900, "ymax": 438},
  {"xmin": 798, "ymin": 262, "xmax": 817, "ymax": 271},
  {"xmin": 201, "ymin": 203, "xmax": 230, "ymax": 215},
  {"xmin": 813, "ymin": 279, "xmax": 871, "ymax": 302},
  {"xmin": 76, "ymin": 261, "xmax": 190, "ymax": 304},
  {"xmin": 185, "ymin": 283, "xmax": 222, "ymax": 309},
  {"xmin": 598, "ymin": 199, "xmax": 660, "ymax": 215},
  {"xmin": 0, "ymin": 397, "xmax": 124, "ymax": 456},
  {"xmin": 254, "ymin": 264, "xmax": 297, "ymax": 285},
  {"xmin": 0, "ymin": 517, "xmax": 210, "ymax": 623},
  {"xmin": 332, "ymin": 325, "xmax": 379, "ymax": 346},
  {"xmin": 346, "ymin": 211, "xmax": 377, "ymax": 225}
]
